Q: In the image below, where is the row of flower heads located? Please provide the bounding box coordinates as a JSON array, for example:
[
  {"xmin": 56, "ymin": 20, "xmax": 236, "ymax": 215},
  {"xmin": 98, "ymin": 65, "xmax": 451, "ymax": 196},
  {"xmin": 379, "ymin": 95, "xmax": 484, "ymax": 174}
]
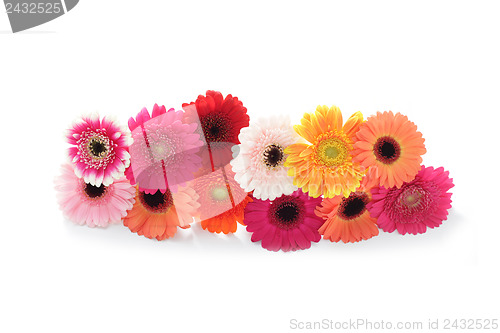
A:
[{"xmin": 55, "ymin": 90, "xmax": 454, "ymax": 252}]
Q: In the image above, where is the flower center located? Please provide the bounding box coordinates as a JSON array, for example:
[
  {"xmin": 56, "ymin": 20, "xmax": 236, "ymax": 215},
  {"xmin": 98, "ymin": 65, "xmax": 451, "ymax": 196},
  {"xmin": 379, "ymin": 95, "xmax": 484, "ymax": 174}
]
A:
[
  {"xmin": 151, "ymin": 143, "xmax": 171, "ymax": 160},
  {"xmin": 337, "ymin": 191, "xmax": 369, "ymax": 220},
  {"xmin": 324, "ymin": 146, "xmax": 339, "ymax": 158},
  {"xmin": 374, "ymin": 136, "xmax": 401, "ymax": 164},
  {"xmin": 316, "ymin": 135, "xmax": 349, "ymax": 167},
  {"xmin": 269, "ymin": 196, "xmax": 304, "ymax": 229},
  {"xmin": 400, "ymin": 186, "xmax": 428, "ymax": 209},
  {"xmin": 275, "ymin": 202, "xmax": 300, "ymax": 225},
  {"xmin": 385, "ymin": 185, "xmax": 434, "ymax": 224},
  {"xmin": 202, "ymin": 114, "xmax": 231, "ymax": 143},
  {"xmin": 84, "ymin": 183, "xmax": 107, "ymax": 199},
  {"xmin": 263, "ymin": 144, "xmax": 284, "ymax": 168},
  {"xmin": 77, "ymin": 130, "xmax": 115, "ymax": 169},
  {"xmin": 139, "ymin": 189, "xmax": 173, "ymax": 214},
  {"xmin": 88, "ymin": 137, "xmax": 108, "ymax": 158},
  {"xmin": 211, "ymin": 186, "xmax": 229, "ymax": 202}
]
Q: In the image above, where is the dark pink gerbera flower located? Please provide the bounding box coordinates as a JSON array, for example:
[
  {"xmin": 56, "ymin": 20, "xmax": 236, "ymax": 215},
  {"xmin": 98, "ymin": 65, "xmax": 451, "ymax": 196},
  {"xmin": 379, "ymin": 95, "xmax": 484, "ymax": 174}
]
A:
[
  {"xmin": 367, "ymin": 165, "xmax": 454, "ymax": 235},
  {"xmin": 67, "ymin": 114, "xmax": 131, "ymax": 187},
  {"xmin": 244, "ymin": 189, "xmax": 323, "ymax": 252}
]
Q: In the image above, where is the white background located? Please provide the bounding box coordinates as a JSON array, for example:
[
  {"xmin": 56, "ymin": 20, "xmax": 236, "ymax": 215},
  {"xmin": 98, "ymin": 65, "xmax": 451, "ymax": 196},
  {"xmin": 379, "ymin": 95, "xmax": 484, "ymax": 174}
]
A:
[{"xmin": 1, "ymin": 1, "xmax": 499, "ymax": 332}]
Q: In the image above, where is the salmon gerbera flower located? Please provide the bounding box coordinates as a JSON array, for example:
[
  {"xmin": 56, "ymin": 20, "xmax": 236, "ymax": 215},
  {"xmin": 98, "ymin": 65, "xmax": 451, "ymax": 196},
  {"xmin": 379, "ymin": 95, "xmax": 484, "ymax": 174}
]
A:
[
  {"xmin": 123, "ymin": 186, "xmax": 200, "ymax": 240},
  {"xmin": 352, "ymin": 111, "xmax": 426, "ymax": 189},
  {"xmin": 367, "ymin": 165, "xmax": 454, "ymax": 235},
  {"xmin": 284, "ymin": 105, "xmax": 365, "ymax": 198},
  {"xmin": 193, "ymin": 165, "xmax": 252, "ymax": 234},
  {"xmin": 315, "ymin": 176, "xmax": 379, "ymax": 243}
]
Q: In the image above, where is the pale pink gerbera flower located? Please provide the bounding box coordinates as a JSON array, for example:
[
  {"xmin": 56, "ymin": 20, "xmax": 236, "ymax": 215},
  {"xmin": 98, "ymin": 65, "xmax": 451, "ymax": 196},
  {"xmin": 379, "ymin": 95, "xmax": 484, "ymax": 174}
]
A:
[
  {"xmin": 367, "ymin": 165, "xmax": 454, "ymax": 235},
  {"xmin": 55, "ymin": 164, "xmax": 136, "ymax": 227},
  {"xmin": 230, "ymin": 115, "xmax": 298, "ymax": 200},
  {"xmin": 67, "ymin": 114, "xmax": 131, "ymax": 187}
]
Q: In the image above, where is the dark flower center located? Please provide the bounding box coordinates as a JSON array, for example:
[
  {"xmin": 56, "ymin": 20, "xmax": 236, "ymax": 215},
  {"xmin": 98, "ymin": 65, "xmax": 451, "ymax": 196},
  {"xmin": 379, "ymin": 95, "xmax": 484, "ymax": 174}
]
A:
[
  {"xmin": 89, "ymin": 138, "xmax": 107, "ymax": 157},
  {"xmin": 263, "ymin": 144, "xmax": 284, "ymax": 168},
  {"xmin": 202, "ymin": 114, "xmax": 231, "ymax": 143},
  {"xmin": 84, "ymin": 183, "xmax": 107, "ymax": 198},
  {"xmin": 270, "ymin": 196, "xmax": 304, "ymax": 229},
  {"xmin": 276, "ymin": 204, "xmax": 299, "ymax": 224},
  {"xmin": 139, "ymin": 189, "xmax": 173, "ymax": 213},
  {"xmin": 374, "ymin": 136, "xmax": 401, "ymax": 164},
  {"xmin": 338, "ymin": 191, "xmax": 369, "ymax": 220}
]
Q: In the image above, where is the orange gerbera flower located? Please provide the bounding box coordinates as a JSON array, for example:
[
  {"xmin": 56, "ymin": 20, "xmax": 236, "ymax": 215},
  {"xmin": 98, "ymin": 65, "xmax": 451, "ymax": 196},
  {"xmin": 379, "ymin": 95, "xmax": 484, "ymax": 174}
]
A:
[
  {"xmin": 352, "ymin": 111, "xmax": 426, "ymax": 189},
  {"xmin": 284, "ymin": 105, "xmax": 365, "ymax": 198},
  {"xmin": 194, "ymin": 165, "xmax": 252, "ymax": 234},
  {"xmin": 315, "ymin": 176, "xmax": 379, "ymax": 243},
  {"xmin": 123, "ymin": 186, "xmax": 199, "ymax": 241},
  {"xmin": 201, "ymin": 195, "xmax": 253, "ymax": 234}
]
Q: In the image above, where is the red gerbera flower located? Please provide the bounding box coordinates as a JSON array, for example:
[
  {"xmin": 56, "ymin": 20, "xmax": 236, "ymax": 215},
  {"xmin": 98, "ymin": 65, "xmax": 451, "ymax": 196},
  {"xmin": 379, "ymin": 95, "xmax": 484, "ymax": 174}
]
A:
[{"xmin": 182, "ymin": 90, "xmax": 250, "ymax": 170}]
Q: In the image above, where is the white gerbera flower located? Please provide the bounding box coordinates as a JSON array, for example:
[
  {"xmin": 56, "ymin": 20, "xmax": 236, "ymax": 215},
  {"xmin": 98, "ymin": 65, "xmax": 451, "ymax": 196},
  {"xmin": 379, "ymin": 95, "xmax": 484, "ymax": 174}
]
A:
[{"xmin": 230, "ymin": 115, "xmax": 298, "ymax": 200}]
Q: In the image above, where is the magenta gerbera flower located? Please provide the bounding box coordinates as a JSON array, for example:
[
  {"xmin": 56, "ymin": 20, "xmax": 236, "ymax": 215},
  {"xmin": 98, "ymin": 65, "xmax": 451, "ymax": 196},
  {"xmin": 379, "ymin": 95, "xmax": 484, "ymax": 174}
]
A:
[
  {"xmin": 67, "ymin": 114, "xmax": 131, "ymax": 187},
  {"xmin": 244, "ymin": 189, "xmax": 323, "ymax": 252},
  {"xmin": 367, "ymin": 165, "xmax": 454, "ymax": 235},
  {"xmin": 55, "ymin": 164, "xmax": 136, "ymax": 227},
  {"xmin": 127, "ymin": 104, "xmax": 203, "ymax": 194}
]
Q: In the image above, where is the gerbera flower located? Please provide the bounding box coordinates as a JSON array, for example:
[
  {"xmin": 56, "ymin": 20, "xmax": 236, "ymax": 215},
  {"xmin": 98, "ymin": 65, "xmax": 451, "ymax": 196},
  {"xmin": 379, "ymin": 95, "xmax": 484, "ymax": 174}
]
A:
[
  {"xmin": 193, "ymin": 165, "xmax": 252, "ymax": 234},
  {"xmin": 315, "ymin": 176, "xmax": 379, "ymax": 243},
  {"xmin": 182, "ymin": 90, "xmax": 250, "ymax": 170},
  {"xmin": 67, "ymin": 114, "xmax": 131, "ymax": 186},
  {"xmin": 367, "ymin": 165, "xmax": 454, "ymax": 235},
  {"xmin": 284, "ymin": 105, "xmax": 365, "ymax": 198},
  {"xmin": 123, "ymin": 185, "xmax": 200, "ymax": 240},
  {"xmin": 352, "ymin": 111, "xmax": 426, "ymax": 189},
  {"xmin": 55, "ymin": 163, "xmax": 135, "ymax": 227},
  {"xmin": 127, "ymin": 104, "xmax": 203, "ymax": 194},
  {"xmin": 230, "ymin": 115, "xmax": 298, "ymax": 200},
  {"xmin": 244, "ymin": 189, "xmax": 323, "ymax": 252}
]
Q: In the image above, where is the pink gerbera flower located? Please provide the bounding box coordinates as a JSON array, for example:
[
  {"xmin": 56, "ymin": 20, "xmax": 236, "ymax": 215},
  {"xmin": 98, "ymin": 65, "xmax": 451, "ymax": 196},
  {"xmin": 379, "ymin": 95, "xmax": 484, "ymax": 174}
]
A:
[
  {"xmin": 55, "ymin": 164, "xmax": 136, "ymax": 227},
  {"xmin": 367, "ymin": 165, "xmax": 454, "ymax": 235},
  {"xmin": 67, "ymin": 114, "xmax": 131, "ymax": 186},
  {"xmin": 127, "ymin": 104, "xmax": 203, "ymax": 194},
  {"xmin": 244, "ymin": 189, "xmax": 323, "ymax": 252}
]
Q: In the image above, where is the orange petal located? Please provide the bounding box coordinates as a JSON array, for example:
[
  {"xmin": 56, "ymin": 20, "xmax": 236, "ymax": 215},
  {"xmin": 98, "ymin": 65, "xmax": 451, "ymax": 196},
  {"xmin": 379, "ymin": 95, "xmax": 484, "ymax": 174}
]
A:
[
  {"xmin": 343, "ymin": 111, "xmax": 364, "ymax": 138},
  {"xmin": 284, "ymin": 143, "xmax": 308, "ymax": 155},
  {"xmin": 299, "ymin": 146, "xmax": 315, "ymax": 158},
  {"xmin": 293, "ymin": 124, "xmax": 316, "ymax": 143},
  {"xmin": 329, "ymin": 105, "xmax": 343, "ymax": 131}
]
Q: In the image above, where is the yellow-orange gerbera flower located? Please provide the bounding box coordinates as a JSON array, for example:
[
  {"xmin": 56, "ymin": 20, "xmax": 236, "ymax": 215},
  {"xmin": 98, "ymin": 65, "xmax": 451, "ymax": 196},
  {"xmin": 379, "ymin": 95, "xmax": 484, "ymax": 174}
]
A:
[
  {"xmin": 123, "ymin": 186, "xmax": 199, "ymax": 241},
  {"xmin": 352, "ymin": 111, "xmax": 426, "ymax": 189},
  {"xmin": 315, "ymin": 176, "xmax": 379, "ymax": 243},
  {"xmin": 284, "ymin": 105, "xmax": 365, "ymax": 198}
]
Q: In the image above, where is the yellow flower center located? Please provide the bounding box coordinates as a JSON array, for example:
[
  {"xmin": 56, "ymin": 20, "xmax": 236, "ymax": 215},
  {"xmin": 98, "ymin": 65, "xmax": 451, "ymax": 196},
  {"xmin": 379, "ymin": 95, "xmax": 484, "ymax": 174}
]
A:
[
  {"xmin": 151, "ymin": 144, "xmax": 171, "ymax": 160},
  {"xmin": 315, "ymin": 132, "xmax": 350, "ymax": 167},
  {"xmin": 325, "ymin": 146, "xmax": 340, "ymax": 159},
  {"xmin": 211, "ymin": 186, "xmax": 229, "ymax": 202},
  {"xmin": 402, "ymin": 188, "xmax": 425, "ymax": 207}
]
